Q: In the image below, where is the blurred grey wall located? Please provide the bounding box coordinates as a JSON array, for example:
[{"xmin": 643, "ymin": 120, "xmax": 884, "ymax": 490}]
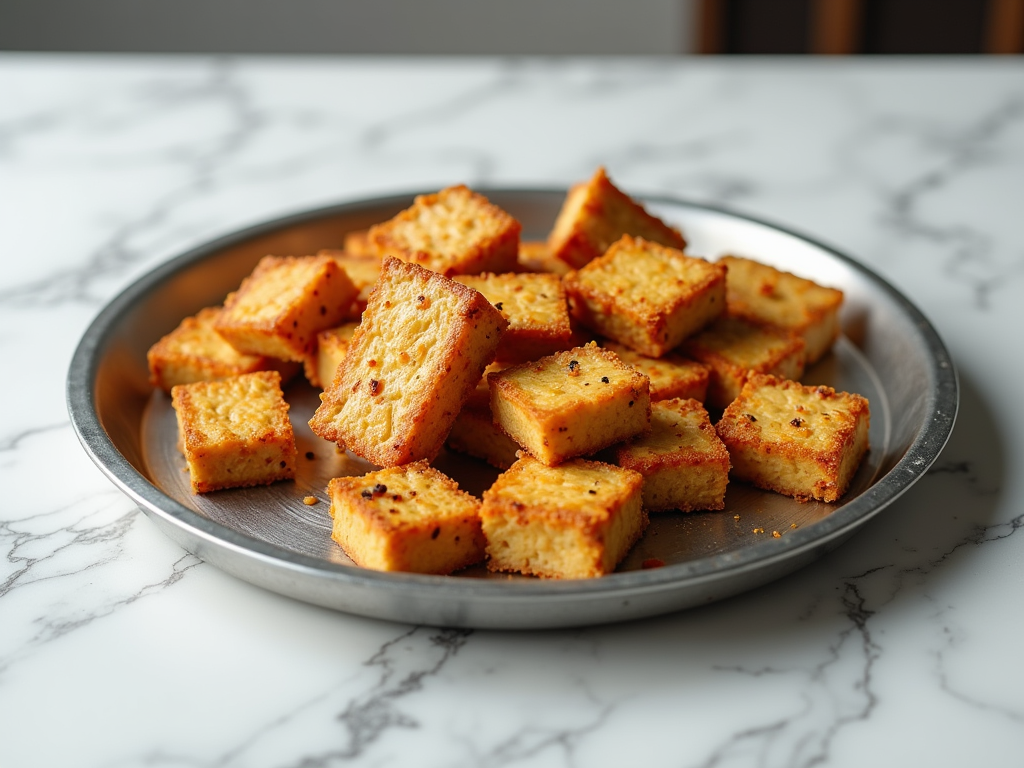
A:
[{"xmin": 0, "ymin": 0, "xmax": 697, "ymax": 54}]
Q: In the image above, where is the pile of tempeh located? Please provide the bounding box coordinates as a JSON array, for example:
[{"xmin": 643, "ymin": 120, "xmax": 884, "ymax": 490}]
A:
[{"xmin": 150, "ymin": 167, "xmax": 868, "ymax": 579}]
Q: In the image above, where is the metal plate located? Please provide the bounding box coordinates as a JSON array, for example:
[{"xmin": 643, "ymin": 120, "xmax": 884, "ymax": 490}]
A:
[{"xmin": 67, "ymin": 190, "xmax": 958, "ymax": 629}]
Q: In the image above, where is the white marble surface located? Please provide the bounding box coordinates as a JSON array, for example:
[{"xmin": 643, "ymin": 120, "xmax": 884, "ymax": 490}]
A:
[{"xmin": 2, "ymin": 54, "xmax": 1023, "ymax": 766}]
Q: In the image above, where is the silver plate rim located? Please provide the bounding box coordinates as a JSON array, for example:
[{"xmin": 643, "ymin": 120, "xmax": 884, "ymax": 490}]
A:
[{"xmin": 66, "ymin": 189, "xmax": 959, "ymax": 617}]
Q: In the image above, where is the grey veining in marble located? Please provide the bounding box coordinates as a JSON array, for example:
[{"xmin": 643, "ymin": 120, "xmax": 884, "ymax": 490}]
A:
[{"xmin": 2, "ymin": 54, "xmax": 1023, "ymax": 767}]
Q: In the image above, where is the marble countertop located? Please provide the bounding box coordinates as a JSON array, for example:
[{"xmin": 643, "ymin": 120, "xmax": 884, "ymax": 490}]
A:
[{"xmin": 3, "ymin": 54, "xmax": 1023, "ymax": 767}]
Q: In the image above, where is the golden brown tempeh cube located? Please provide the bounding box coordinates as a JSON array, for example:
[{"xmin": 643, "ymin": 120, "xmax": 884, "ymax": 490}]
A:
[
  {"xmin": 613, "ymin": 398, "xmax": 730, "ymax": 512},
  {"xmin": 489, "ymin": 344, "xmax": 650, "ymax": 466},
  {"xmin": 466, "ymin": 361, "xmax": 511, "ymax": 411},
  {"xmin": 565, "ymin": 235, "xmax": 726, "ymax": 357},
  {"xmin": 517, "ymin": 240, "xmax": 572, "ymax": 276},
  {"xmin": 446, "ymin": 400, "xmax": 522, "ymax": 470},
  {"xmin": 682, "ymin": 316, "xmax": 806, "ymax": 410},
  {"xmin": 446, "ymin": 363, "xmax": 520, "ymax": 469},
  {"xmin": 318, "ymin": 249, "xmax": 382, "ymax": 320},
  {"xmin": 304, "ymin": 321, "xmax": 359, "ymax": 389},
  {"xmin": 214, "ymin": 254, "xmax": 357, "ymax": 362},
  {"xmin": 454, "ymin": 272, "xmax": 573, "ymax": 363},
  {"xmin": 481, "ymin": 453, "xmax": 647, "ymax": 579},
  {"xmin": 715, "ymin": 374, "xmax": 870, "ymax": 503},
  {"xmin": 603, "ymin": 342, "xmax": 710, "ymax": 403},
  {"xmin": 368, "ymin": 185, "xmax": 521, "ymax": 276},
  {"xmin": 548, "ymin": 167, "xmax": 686, "ymax": 270},
  {"xmin": 342, "ymin": 230, "xmax": 376, "ymax": 257},
  {"xmin": 720, "ymin": 255, "xmax": 844, "ymax": 365},
  {"xmin": 310, "ymin": 258, "xmax": 508, "ymax": 467},
  {"xmin": 170, "ymin": 371, "xmax": 297, "ymax": 494},
  {"xmin": 147, "ymin": 306, "xmax": 298, "ymax": 393},
  {"xmin": 327, "ymin": 461, "xmax": 485, "ymax": 574}
]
